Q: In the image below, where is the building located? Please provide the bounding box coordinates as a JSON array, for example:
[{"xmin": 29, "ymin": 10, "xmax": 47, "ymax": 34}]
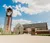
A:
[
  {"xmin": 23, "ymin": 23, "xmax": 50, "ymax": 35},
  {"xmin": 4, "ymin": 8, "xmax": 13, "ymax": 34},
  {"xmin": 23, "ymin": 22, "xmax": 48, "ymax": 30},
  {"xmin": 13, "ymin": 23, "xmax": 24, "ymax": 34},
  {"xmin": 35, "ymin": 30, "xmax": 50, "ymax": 34},
  {"xmin": 13, "ymin": 22, "xmax": 50, "ymax": 35}
]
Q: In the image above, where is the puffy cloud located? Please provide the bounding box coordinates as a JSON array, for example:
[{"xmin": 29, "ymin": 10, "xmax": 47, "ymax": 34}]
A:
[
  {"xmin": 12, "ymin": 0, "xmax": 34, "ymax": 4},
  {"xmin": 3, "ymin": 4, "xmax": 22, "ymax": 17},
  {"xmin": 12, "ymin": 19, "xmax": 32, "ymax": 29},
  {"xmin": 3, "ymin": 4, "xmax": 12, "ymax": 9},
  {"xmin": 3, "ymin": 0, "xmax": 50, "ymax": 17},
  {"xmin": 3, "ymin": 4, "xmax": 8, "ymax": 9},
  {"xmin": 12, "ymin": 19, "xmax": 32, "ymax": 25},
  {"xmin": 12, "ymin": 0, "xmax": 50, "ymax": 5},
  {"xmin": 12, "ymin": 4, "xmax": 22, "ymax": 17},
  {"xmin": 12, "ymin": 9, "xmax": 21, "ymax": 17},
  {"xmin": 48, "ymin": 26, "xmax": 50, "ymax": 29},
  {"xmin": 12, "ymin": 0, "xmax": 50, "ymax": 15},
  {"xmin": 34, "ymin": 0, "xmax": 50, "ymax": 5},
  {"xmin": 11, "ymin": 19, "xmax": 32, "ymax": 31}
]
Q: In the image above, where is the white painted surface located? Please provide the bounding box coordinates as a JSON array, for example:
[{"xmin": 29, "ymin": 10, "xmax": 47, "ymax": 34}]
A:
[{"xmin": 0, "ymin": 34, "xmax": 50, "ymax": 43}]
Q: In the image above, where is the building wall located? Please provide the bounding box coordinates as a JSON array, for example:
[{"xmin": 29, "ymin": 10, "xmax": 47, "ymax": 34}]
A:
[{"xmin": 23, "ymin": 23, "xmax": 49, "ymax": 35}]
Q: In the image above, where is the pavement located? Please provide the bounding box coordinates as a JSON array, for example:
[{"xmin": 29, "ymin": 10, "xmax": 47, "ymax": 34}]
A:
[{"xmin": 0, "ymin": 34, "xmax": 50, "ymax": 43}]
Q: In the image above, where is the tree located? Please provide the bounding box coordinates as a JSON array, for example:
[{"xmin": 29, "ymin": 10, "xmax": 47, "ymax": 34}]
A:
[{"xmin": 0, "ymin": 28, "xmax": 3, "ymax": 34}]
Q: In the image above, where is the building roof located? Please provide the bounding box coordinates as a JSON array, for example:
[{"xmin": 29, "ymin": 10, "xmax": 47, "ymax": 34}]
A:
[{"xmin": 23, "ymin": 22, "xmax": 48, "ymax": 30}]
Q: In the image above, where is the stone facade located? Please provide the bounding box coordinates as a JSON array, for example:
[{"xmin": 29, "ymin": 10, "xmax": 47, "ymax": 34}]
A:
[{"xmin": 14, "ymin": 23, "xmax": 24, "ymax": 34}]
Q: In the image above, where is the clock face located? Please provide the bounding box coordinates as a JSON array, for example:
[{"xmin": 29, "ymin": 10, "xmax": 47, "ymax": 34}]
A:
[{"xmin": 7, "ymin": 12, "xmax": 12, "ymax": 15}]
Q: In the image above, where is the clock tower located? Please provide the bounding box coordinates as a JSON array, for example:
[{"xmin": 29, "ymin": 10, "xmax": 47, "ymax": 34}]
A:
[{"xmin": 4, "ymin": 8, "xmax": 13, "ymax": 34}]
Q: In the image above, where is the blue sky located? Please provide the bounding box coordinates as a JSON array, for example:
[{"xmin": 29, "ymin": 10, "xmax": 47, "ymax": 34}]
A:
[{"xmin": 0, "ymin": 0, "xmax": 50, "ymax": 29}]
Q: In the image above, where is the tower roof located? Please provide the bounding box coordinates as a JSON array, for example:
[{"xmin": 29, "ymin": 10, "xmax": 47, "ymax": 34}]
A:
[{"xmin": 7, "ymin": 7, "xmax": 13, "ymax": 12}]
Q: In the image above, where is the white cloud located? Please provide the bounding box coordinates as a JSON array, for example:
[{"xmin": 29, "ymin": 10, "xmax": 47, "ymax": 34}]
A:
[
  {"xmin": 12, "ymin": 0, "xmax": 50, "ymax": 15},
  {"xmin": 12, "ymin": 0, "xmax": 50, "ymax": 5},
  {"xmin": 12, "ymin": 19, "xmax": 32, "ymax": 25},
  {"xmin": 34, "ymin": 0, "xmax": 50, "ymax": 5},
  {"xmin": 3, "ymin": 0, "xmax": 50, "ymax": 17},
  {"xmin": 48, "ymin": 26, "xmax": 50, "ymax": 29},
  {"xmin": 3, "ymin": 4, "xmax": 12, "ymax": 9},
  {"xmin": 3, "ymin": 4, "xmax": 8, "ymax": 9},
  {"xmin": 11, "ymin": 19, "xmax": 32, "ymax": 31},
  {"xmin": 12, "ymin": 0, "xmax": 32, "ymax": 4},
  {"xmin": 12, "ymin": 19, "xmax": 32, "ymax": 29},
  {"xmin": 3, "ymin": 4, "xmax": 22, "ymax": 17},
  {"xmin": 12, "ymin": 9, "xmax": 22, "ymax": 17}
]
